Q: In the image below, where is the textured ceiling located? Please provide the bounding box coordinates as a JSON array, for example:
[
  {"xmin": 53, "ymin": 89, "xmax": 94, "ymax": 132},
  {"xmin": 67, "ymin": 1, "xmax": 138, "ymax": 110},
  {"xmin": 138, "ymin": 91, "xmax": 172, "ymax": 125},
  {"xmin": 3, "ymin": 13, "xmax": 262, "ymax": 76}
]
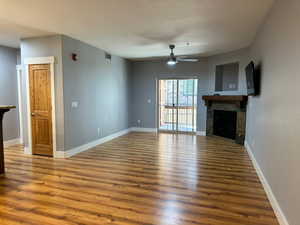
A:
[{"xmin": 0, "ymin": 0, "xmax": 274, "ymax": 59}]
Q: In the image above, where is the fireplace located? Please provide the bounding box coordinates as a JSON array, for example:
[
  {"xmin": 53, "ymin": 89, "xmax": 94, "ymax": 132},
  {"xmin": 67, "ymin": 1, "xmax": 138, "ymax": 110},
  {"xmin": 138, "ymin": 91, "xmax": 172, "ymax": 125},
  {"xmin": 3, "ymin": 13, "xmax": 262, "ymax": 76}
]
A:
[{"xmin": 202, "ymin": 95, "xmax": 248, "ymax": 145}]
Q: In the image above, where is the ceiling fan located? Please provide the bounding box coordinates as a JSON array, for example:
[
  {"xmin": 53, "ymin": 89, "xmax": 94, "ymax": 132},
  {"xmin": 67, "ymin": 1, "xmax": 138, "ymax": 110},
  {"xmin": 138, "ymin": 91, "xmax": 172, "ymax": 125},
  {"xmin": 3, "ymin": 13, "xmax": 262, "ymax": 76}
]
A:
[{"xmin": 167, "ymin": 44, "xmax": 199, "ymax": 66}]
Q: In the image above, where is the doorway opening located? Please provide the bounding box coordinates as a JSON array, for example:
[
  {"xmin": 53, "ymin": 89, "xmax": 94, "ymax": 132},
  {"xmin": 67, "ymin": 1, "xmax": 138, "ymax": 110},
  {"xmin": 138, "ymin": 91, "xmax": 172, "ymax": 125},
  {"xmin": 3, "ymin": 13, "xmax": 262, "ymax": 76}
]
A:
[{"xmin": 158, "ymin": 79, "xmax": 198, "ymax": 133}]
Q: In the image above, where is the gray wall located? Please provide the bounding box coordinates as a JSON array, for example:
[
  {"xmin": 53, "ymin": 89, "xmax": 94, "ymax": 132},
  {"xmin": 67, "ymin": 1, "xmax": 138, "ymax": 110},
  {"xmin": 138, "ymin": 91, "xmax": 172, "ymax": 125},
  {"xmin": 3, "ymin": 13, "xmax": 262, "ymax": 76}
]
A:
[
  {"xmin": 20, "ymin": 35, "xmax": 131, "ymax": 152},
  {"xmin": 20, "ymin": 35, "xmax": 65, "ymax": 150},
  {"xmin": 0, "ymin": 46, "xmax": 19, "ymax": 141},
  {"xmin": 130, "ymin": 59, "xmax": 209, "ymax": 131},
  {"xmin": 215, "ymin": 62, "xmax": 239, "ymax": 91},
  {"xmin": 207, "ymin": 48, "xmax": 250, "ymax": 95},
  {"xmin": 62, "ymin": 36, "xmax": 131, "ymax": 151},
  {"xmin": 246, "ymin": 0, "xmax": 300, "ymax": 224}
]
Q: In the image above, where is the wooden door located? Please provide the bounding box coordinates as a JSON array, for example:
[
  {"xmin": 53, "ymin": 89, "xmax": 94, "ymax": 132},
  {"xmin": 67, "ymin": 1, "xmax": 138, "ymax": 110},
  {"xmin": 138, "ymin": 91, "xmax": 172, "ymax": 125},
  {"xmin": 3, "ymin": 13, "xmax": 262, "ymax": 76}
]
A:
[{"xmin": 29, "ymin": 64, "xmax": 53, "ymax": 156}]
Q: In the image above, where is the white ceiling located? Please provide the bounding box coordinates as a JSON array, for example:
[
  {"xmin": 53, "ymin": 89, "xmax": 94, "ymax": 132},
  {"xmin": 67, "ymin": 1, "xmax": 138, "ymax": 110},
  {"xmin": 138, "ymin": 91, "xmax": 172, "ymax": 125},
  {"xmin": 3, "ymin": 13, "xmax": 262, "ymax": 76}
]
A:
[
  {"xmin": 0, "ymin": 20, "xmax": 51, "ymax": 48},
  {"xmin": 0, "ymin": 0, "xmax": 274, "ymax": 59}
]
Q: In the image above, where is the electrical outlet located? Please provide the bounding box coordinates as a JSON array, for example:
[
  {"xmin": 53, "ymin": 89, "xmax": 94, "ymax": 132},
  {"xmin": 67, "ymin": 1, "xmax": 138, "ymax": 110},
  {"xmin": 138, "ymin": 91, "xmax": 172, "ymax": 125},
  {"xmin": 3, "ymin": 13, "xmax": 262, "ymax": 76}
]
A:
[
  {"xmin": 97, "ymin": 128, "xmax": 101, "ymax": 137},
  {"xmin": 137, "ymin": 120, "xmax": 141, "ymax": 124}
]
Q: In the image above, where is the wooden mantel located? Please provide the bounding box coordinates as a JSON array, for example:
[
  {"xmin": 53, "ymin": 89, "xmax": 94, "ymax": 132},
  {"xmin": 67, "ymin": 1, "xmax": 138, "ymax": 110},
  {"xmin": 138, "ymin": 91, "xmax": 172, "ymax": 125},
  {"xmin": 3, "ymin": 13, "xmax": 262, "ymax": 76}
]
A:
[
  {"xmin": 202, "ymin": 95, "xmax": 248, "ymax": 108},
  {"xmin": 0, "ymin": 106, "xmax": 16, "ymax": 175}
]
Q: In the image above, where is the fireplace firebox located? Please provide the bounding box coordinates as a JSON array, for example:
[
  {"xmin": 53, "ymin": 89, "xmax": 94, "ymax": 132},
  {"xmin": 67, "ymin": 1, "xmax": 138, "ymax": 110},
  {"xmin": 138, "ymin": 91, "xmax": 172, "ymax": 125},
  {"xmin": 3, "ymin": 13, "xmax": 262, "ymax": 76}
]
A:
[{"xmin": 213, "ymin": 110, "xmax": 237, "ymax": 140}]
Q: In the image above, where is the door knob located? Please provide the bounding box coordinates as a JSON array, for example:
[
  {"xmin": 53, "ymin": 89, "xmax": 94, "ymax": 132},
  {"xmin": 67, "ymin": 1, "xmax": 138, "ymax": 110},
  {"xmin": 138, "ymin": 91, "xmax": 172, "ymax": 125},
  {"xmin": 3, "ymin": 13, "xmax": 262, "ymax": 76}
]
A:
[{"xmin": 31, "ymin": 113, "xmax": 35, "ymax": 116}]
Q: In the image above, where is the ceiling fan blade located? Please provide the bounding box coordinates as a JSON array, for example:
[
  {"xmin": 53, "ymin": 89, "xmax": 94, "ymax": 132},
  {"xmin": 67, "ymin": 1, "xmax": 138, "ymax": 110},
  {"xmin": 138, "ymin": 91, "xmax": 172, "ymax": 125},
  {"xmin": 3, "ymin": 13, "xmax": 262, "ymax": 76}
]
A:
[{"xmin": 177, "ymin": 58, "xmax": 199, "ymax": 62}]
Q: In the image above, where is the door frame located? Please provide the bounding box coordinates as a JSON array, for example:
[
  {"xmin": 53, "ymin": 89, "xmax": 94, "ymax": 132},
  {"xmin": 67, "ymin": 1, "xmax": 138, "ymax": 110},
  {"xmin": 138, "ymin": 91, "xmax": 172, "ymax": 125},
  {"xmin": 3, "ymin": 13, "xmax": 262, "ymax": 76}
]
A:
[
  {"xmin": 16, "ymin": 65, "xmax": 24, "ymax": 144},
  {"xmin": 156, "ymin": 77, "xmax": 198, "ymax": 134},
  {"xmin": 24, "ymin": 57, "xmax": 57, "ymax": 157}
]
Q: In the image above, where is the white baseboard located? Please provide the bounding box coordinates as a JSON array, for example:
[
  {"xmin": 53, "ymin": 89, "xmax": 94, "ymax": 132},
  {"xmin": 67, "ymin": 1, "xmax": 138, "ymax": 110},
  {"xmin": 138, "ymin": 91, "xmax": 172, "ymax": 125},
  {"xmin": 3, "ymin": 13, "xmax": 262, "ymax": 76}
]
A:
[
  {"xmin": 130, "ymin": 127, "xmax": 158, "ymax": 133},
  {"xmin": 4, "ymin": 138, "xmax": 21, "ymax": 148},
  {"xmin": 55, "ymin": 128, "xmax": 131, "ymax": 158},
  {"xmin": 54, "ymin": 151, "xmax": 65, "ymax": 158},
  {"xmin": 244, "ymin": 141, "xmax": 289, "ymax": 225},
  {"xmin": 131, "ymin": 127, "xmax": 204, "ymax": 135},
  {"xmin": 24, "ymin": 147, "xmax": 31, "ymax": 155},
  {"xmin": 196, "ymin": 131, "xmax": 206, "ymax": 136}
]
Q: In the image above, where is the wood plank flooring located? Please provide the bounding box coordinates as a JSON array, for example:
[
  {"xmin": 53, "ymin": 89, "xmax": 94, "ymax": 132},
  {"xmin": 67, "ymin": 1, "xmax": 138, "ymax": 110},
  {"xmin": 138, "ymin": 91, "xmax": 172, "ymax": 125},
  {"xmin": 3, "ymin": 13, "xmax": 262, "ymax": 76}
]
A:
[{"xmin": 1, "ymin": 132, "xmax": 279, "ymax": 225}]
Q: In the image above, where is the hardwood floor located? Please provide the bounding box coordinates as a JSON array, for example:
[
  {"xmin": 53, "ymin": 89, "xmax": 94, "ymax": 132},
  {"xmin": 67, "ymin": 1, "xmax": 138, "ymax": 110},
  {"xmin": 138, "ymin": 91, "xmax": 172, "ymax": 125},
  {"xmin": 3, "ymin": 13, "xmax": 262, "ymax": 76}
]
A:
[{"xmin": 1, "ymin": 132, "xmax": 279, "ymax": 225}]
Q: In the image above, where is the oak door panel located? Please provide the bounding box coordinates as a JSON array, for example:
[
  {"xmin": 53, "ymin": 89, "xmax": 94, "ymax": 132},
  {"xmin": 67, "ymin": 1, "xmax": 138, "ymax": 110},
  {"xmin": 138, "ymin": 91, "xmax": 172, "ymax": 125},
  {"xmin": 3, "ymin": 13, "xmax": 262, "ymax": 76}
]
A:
[{"xmin": 29, "ymin": 64, "xmax": 53, "ymax": 156}]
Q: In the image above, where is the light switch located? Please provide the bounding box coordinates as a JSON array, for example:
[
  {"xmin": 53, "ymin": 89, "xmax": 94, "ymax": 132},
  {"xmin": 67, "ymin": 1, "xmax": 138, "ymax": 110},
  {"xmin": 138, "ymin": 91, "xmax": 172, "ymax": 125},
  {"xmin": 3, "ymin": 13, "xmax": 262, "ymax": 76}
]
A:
[
  {"xmin": 72, "ymin": 101, "xmax": 79, "ymax": 108},
  {"xmin": 147, "ymin": 99, "xmax": 151, "ymax": 103}
]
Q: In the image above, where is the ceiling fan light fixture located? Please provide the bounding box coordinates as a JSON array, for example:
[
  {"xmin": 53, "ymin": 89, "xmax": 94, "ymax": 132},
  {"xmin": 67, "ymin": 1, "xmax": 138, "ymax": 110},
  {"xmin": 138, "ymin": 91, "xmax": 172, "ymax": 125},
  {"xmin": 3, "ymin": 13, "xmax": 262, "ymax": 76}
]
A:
[
  {"xmin": 167, "ymin": 58, "xmax": 177, "ymax": 66},
  {"xmin": 167, "ymin": 44, "xmax": 177, "ymax": 66},
  {"xmin": 166, "ymin": 44, "xmax": 198, "ymax": 65}
]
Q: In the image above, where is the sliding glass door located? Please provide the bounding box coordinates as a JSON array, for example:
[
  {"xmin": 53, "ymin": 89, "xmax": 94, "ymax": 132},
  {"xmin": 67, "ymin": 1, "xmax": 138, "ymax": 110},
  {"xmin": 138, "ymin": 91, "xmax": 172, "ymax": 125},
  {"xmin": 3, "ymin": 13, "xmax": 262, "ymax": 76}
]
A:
[{"xmin": 158, "ymin": 79, "xmax": 198, "ymax": 133}]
